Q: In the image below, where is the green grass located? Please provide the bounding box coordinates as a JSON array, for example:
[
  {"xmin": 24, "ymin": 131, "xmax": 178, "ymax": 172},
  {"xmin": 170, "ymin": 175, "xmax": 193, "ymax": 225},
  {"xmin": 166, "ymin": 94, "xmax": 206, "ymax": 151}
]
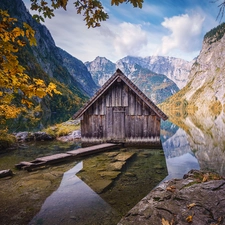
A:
[{"xmin": 43, "ymin": 120, "xmax": 80, "ymax": 138}]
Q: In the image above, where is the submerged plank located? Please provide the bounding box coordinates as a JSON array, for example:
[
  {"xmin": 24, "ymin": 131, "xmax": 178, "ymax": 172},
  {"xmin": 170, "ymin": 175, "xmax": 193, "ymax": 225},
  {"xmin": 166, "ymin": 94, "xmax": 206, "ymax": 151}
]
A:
[
  {"xmin": 67, "ymin": 143, "xmax": 120, "ymax": 156},
  {"xmin": 35, "ymin": 153, "xmax": 71, "ymax": 162},
  {"xmin": 15, "ymin": 143, "xmax": 120, "ymax": 171},
  {"xmin": 15, "ymin": 161, "xmax": 34, "ymax": 169}
]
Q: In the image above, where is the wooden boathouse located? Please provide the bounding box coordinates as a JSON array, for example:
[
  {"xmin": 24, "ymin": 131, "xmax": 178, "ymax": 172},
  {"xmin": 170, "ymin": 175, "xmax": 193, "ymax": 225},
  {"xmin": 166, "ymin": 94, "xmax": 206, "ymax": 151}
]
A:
[{"xmin": 73, "ymin": 69, "xmax": 168, "ymax": 146}]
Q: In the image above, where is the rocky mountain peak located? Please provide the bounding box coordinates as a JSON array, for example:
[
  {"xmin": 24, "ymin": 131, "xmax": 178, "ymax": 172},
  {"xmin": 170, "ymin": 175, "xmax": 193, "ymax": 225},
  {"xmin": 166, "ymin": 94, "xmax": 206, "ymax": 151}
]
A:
[
  {"xmin": 86, "ymin": 55, "xmax": 192, "ymax": 89},
  {"xmin": 85, "ymin": 57, "xmax": 116, "ymax": 86},
  {"xmin": 203, "ymin": 22, "xmax": 225, "ymax": 45},
  {"xmin": 85, "ymin": 56, "xmax": 180, "ymax": 104},
  {"xmin": 116, "ymin": 55, "xmax": 193, "ymax": 89}
]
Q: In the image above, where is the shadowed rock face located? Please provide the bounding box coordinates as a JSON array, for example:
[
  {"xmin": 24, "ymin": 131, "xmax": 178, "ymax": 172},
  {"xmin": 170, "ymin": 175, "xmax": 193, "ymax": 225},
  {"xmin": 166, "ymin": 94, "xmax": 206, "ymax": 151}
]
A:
[{"xmin": 118, "ymin": 170, "xmax": 225, "ymax": 225}]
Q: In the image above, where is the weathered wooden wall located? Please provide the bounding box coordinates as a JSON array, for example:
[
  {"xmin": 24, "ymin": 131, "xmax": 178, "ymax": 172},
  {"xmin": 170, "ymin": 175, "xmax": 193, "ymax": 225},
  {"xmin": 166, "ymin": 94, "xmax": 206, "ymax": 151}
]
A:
[{"xmin": 80, "ymin": 79, "xmax": 161, "ymax": 145}]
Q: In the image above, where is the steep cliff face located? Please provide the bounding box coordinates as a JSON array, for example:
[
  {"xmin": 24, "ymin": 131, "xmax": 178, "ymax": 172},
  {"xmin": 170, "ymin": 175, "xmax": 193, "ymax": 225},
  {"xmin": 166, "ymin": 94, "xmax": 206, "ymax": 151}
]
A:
[
  {"xmin": 58, "ymin": 48, "xmax": 99, "ymax": 96},
  {"xmin": 184, "ymin": 23, "xmax": 225, "ymax": 108},
  {"xmin": 159, "ymin": 24, "xmax": 225, "ymax": 176},
  {"xmin": 0, "ymin": 0, "xmax": 96, "ymax": 131},
  {"xmin": 162, "ymin": 23, "xmax": 225, "ymax": 116}
]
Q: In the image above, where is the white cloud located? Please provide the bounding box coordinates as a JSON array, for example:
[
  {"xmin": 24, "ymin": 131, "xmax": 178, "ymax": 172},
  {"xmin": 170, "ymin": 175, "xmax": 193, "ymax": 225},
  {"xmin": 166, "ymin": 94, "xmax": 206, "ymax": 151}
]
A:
[
  {"xmin": 157, "ymin": 13, "xmax": 205, "ymax": 55},
  {"xmin": 23, "ymin": 0, "xmax": 218, "ymax": 62},
  {"xmin": 112, "ymin": 22, "xmax": 148, "ymax": 57},
  {"xmin": 24, "ymin": 0, "xmax": 150, "ymax": 62}
]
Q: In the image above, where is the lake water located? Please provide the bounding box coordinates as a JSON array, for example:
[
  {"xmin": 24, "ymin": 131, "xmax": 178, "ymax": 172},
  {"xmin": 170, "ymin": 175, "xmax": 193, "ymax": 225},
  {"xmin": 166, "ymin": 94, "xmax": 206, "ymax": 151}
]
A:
[
  {"xmin": 29, "ymin": 148, "xmax": 168, "ymax": 225},
  {"xmin": 2, "ymin": 113, "xmax": 225, "ymax": 225},
  {"xmin": 28, "ymin": 120, "xmax": 202, "ymax": 225}
]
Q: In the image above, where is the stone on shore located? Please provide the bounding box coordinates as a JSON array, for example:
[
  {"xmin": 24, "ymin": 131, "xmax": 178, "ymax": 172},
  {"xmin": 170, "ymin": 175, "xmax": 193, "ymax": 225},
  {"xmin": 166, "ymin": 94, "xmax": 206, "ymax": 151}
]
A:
[
  {"xmin": 0, "ymin": 169, "xmax": 13, "ymax": 178},
  {"xmin": 118, "ymin": 170, "xmax": 225, "ymax": 225},
  {"xmin": 15, "ymin": 132, "xmax": 53, "ymax": 142}
]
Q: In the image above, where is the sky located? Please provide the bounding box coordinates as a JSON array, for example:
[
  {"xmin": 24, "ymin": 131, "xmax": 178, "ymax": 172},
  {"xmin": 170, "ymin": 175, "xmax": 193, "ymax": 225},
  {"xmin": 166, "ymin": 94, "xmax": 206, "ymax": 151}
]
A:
[{"xmin": 23, "ymin": 0, "xmax": 223, "ymax": 63}]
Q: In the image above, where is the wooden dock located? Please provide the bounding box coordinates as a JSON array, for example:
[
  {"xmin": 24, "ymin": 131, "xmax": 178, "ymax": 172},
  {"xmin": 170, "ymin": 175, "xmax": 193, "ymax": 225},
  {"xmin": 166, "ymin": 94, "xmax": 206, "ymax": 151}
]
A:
[{"xmin": 15, "ymin": 143, "xmax": 120, "ymax": 171}]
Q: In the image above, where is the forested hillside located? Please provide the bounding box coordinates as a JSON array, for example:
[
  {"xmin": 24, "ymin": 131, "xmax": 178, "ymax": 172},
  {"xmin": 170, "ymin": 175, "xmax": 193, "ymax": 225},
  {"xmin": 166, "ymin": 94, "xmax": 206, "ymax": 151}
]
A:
[{"xmin": 0, "ymin": 0, "xmax": 97, "ymax": 131}]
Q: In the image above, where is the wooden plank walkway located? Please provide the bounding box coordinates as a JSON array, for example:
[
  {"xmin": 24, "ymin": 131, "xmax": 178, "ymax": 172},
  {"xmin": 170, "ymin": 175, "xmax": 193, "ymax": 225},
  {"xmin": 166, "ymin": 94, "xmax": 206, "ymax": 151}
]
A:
[{"xmin": 15, "ymin": 143, "xmax": 120, "ymax": 171}]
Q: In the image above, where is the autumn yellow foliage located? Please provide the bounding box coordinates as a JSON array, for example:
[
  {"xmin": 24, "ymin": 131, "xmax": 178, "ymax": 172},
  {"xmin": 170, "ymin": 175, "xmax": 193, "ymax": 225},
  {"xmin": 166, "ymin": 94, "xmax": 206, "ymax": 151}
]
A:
[{"xmin": 0, "ymin": 10, "xmax": 61, "ymax": 122}]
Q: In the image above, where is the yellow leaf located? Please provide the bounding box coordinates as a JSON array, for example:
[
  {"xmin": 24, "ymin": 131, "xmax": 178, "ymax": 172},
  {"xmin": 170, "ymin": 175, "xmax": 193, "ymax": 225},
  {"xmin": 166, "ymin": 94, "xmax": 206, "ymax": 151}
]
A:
[
  {"xmin": 161, "ymin": 218, "xmax": 171, "ymax": 225},
  {"xmin": 34, "ymin": 78, "xmax": 45, "ymax": 86},
  {"xmin": 187, "ymin": 203, "xmax": 196, "ymax": 210},
  {"xmin": 17, "ymin": 39, "xmax": 26, "ymax": 46},
  {"xmin": 12, "ymin": 27, "xmax": 24, "ymax": 38},
  {"xmin": 35, "ymin": 89, "xmax": 47, "ymax": 98},
  {"xmin": 166, "ymin": 185, "xmax": 176, "ymax": 192},
  {"xmin": 21, "ymin": 99, "xmax": 33, "ymax": 108},
  {"xmin": 1, "ymin": 10, "xmax": 9, "ymax": 17},
  {"xmin": 47, "ymin": 82, "xmax": 62, "ymax": 95},
  {"xmin": 202, "ymin": 173, "xmax": 209, "ymax": 182},
  {"xmin": 186, "ymin": 215, "xmax": 193, "ymax": 223}
]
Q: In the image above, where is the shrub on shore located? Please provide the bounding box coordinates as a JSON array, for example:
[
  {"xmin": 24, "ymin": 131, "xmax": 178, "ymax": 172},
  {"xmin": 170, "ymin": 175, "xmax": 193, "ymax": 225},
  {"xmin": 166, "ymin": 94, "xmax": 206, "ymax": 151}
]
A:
[
  {"xmin": 0, "ymin": 130, "xmax": 17, "ymax": 151},
  {"xmin": 43, "ymin": 120, "xmax": 80, "ymax": 138}
]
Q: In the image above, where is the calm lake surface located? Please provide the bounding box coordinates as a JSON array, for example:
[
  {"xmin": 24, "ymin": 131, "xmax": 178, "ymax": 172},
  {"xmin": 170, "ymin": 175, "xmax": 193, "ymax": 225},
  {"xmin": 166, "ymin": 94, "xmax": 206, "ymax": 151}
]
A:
[
  {"xmin": 2, "ymin": 113, "xmax": 225, "ymax": 225},
  {"xmin": 28, "ymin": 120, "xmax": 200, "ymax": 225}
]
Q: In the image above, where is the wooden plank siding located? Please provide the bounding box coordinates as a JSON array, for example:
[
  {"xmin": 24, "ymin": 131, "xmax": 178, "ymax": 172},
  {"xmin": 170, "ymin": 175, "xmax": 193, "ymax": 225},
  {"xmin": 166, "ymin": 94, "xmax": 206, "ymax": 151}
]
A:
[{"xmin": 80, "ymin": 79, "xmax": 162, "ymax": 145}]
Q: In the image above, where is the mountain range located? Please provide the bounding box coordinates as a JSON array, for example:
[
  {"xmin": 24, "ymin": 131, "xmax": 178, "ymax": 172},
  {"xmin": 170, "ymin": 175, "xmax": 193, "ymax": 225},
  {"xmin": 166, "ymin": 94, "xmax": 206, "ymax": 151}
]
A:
[
  {"xmin": 85, "ymin": 57, "xmax": 180, "ymax": 104},
  {"xmin": 85, "ymin": 55, "xmax": 193, "ymax": 89}
]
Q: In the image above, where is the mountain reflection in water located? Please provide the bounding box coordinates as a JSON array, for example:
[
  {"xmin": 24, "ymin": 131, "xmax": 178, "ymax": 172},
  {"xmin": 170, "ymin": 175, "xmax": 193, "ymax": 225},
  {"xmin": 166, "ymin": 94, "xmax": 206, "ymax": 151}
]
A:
[
  {"xmin": 165, "ymin": 111, "xmax": 225, "ymax": 177},
  {"xmin": 160, "ymin": 121, "xmax": 200, "ymax": 181}
]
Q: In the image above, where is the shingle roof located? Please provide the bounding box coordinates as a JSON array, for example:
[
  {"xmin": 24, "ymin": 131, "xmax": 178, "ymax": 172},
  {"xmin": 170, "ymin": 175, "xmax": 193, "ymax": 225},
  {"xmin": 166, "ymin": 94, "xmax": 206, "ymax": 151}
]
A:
[{"xmin": 73, "ymin": 69, "xmax": 168, "ymax": 120}]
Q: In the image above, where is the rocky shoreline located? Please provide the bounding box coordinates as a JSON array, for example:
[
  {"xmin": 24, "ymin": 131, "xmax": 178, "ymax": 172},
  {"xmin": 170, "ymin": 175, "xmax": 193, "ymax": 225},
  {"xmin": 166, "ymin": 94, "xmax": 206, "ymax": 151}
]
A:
[
  {"xmin": 118, "ymin": 170, "xmax": 225, "ymax": 225},
  {"xmin": 14, "ymin": 130, "xmax": 81, "ymax": 143}
]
